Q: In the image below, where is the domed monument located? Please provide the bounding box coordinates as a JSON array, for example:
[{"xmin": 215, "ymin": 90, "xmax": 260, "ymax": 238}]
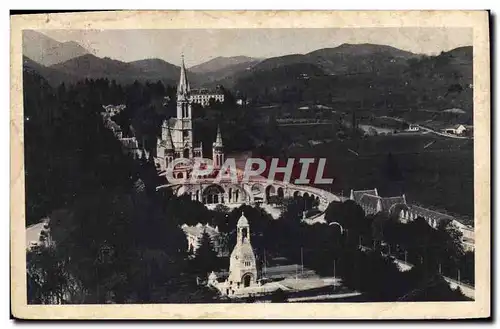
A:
[
  {"xmin": 228, "ymin": 212, "xmax": 258, "ymax": 289},
  {"xmin": 210, "ymin": 212, "xmax": 260, "ymax": 297}
]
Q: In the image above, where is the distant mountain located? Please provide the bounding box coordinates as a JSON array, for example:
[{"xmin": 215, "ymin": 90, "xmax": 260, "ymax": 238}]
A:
[
  {"xmin": 310, "ymin": 43, "xmax": 417, "ymax": 58},
  {"xmin": 50, "ymin": 54, "xmax": 181, "ymax": 85},
  {"xmin": 203, "ymin": 43, "xmax": 420, "ymax": 89},
  {"xmin": 439, "ymin": 46, "xmax": 473, "ymax": 81},
  {"xmin": 23, "ymin": 56, "xmax": 78, "ymax": 86},
  {"xmin": 189, "ymin": 56, "xmax": 261, "ymax": 87},
  {"xmin": 253, "ymin": 43, "xmax": 420, "ymax": 75},
  {"xmin": 51, "ymin": 54, "xmax": 141, "ymax": 78},
  {"xmin": 190, "ymin": 56, "xmax": 260, "ymax": 74},
  {"xmin": 23, "ymin": 30, "xmax": 89, "ymax": 66},
  {"xmin": 128, "ymin": 58, "xmax": 181, "ymax": 82},
  {"xmin": 232, "ymin": 44, "xmax": 473, "ymax": 114}
]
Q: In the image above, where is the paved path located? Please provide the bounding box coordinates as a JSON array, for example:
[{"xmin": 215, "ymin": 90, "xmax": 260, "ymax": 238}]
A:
[
  {"xmin": 287, "ymin": 292, "xmax": 362, "ymax": 302},
  {"xmin": 278, "ymin": 122, "xmax": 333, "ymax": 126},
  {"xmin": 417, "ymin": 125, "xmax": 471, "ymax": 139},
  {"xmin": 359, "ymin": 245, "xmax": 474, "ymax": 299}
]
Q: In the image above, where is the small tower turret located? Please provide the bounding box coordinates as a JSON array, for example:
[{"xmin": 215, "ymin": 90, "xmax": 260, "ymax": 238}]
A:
[
  {"xmin": 212, "ymin": 125, "xmax": 224, "ymax": 169},
  {"xmin": 164, "ymin": 124, "xmax": 175, "ymax": 168}
]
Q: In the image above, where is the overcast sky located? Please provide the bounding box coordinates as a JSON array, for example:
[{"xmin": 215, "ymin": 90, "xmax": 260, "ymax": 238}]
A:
[{"xmin": 41, "ymin": 28, "xmax": 472, "ymax": 67}]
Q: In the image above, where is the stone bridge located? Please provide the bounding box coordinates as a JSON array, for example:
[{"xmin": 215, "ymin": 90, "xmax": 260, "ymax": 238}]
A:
[{"xmin": 156, "ymin": 176, "xmax": 341, "ymax": 212}]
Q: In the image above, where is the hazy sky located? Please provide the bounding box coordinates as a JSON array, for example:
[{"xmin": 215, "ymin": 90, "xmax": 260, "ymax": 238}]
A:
[{"xmin": 41, "ymin": 28, "xmax": 472, "ymax": 67}]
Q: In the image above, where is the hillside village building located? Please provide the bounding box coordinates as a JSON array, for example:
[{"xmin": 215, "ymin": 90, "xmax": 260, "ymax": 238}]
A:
[
  {"xmin": 444, "ymin": 124, "xmax": 468, "ymax": 135},
  {"xmin": 190, "ymin": 88, "xmax": 224, "ymax": 107},
  {"xmin": 101, "ymin": 109, "xmax": 150, "ymax": 159},
  {"xmin": 181, "ymin": 223, "xmax": 223, "ymax": 256},
  {"xmin": 406, "ymin": 124, "xmax": 420, "ymax": 132},
  {"xmin": 102, "ymin": 104, "xmax": 126, "ymax": 117},
  {"xmin": 350, "ymin": 188, "xmax": 474, "ymax": 251},
  {"xmin": 156, "ymin": 56, "xmax": 225, "ymax": 176}
]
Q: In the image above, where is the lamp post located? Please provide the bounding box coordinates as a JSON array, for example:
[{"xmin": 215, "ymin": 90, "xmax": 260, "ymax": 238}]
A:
[
  {"xmin": 328, "ymin": 222, "xmax": 344, "ymax": 235},
  {"xmin": 300, "ymin": 247, "xmax": 304, "ymax": 275},
  {"xmin": 332, "ymin": 258, "xmax": 338, "ymax": 292}
]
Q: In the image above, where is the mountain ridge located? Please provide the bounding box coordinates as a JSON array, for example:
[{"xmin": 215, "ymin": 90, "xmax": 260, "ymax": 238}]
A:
[
  {"xmin": 189, "ymin": 56, "xmax": 261, "ymax": 74},
  {"xmin": 23, "ymin": 30, "xmax": 89, "ymax": 66}
]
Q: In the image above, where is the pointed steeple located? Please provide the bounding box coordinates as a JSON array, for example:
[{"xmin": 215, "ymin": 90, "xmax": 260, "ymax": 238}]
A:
[
  {"xmin": 165, "ymin": 124, "xmax": 174, "ymax": 150},
  {"xmin": 213, "ymin": 125, "xmax": 223, "ymax": 147},
  {"xmin": 177, "ymin": 54, "xmax": 190, "ymax": 96}
]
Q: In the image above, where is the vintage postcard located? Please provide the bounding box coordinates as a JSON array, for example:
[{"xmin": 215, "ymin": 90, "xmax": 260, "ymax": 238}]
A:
[{"xmin": 10, "ymin": 11, "xmax": 490, "ymax": 319}]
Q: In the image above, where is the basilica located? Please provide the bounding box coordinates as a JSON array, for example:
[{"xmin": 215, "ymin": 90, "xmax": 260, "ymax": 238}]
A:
[{"xmin": 156, "ymin": 55, "xmax": 225, "ymax": 178}]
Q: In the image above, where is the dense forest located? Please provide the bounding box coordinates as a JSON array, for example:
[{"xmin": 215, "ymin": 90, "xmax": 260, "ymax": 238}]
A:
[
  {"xmin": 24, "ymin": 71, "xmax": 222, "ymax": 303},
  {"xmin": 24, "ymin": 71, "xmax": 136, "ymax": 226}
]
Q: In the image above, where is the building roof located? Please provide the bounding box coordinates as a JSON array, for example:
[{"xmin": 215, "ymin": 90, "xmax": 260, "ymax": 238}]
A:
[
  {"xmin": 380, "ymin": 196, "xmax": 406, "ymax": 212},
  {"xmin": 351, "ymin": 188, "xmax": 378, "ymax": 203},
  {"xmin": 237, "ymin": 213, "xmax": 249, "ymax": 227},
  {"xmin": 164, "ymin": 124, "xmax": 174, "ymax": 150},
  {"xmin": 358, "ymin": 194, "xmax": 381, "ymax": 210},
  {"xmin": 191, "ymin": 88, "xmax": 224, "ymax": 95},
  {"xmin": 213, "ymin": 125, "xmax": 223, "ymax": 148},
  {"xmin": 158, "ymin": 139, "xmax": 166, "ymax": 148},
  {"xmin": 177, "ymin": 55, "xmax": 190, "ymax": 96},
  {"xmin": 208, "ymin": 271, "xmax": 218, "ymax": 280},
  {"xmin": 120, "ymin": 137, "xmax": 138, "ymax": 149},
  {"xmin": 181, "ymin": 223, "xmax": 220, "ymax": 238},
  {"xmin": 409, "ymin": 205, "xmax": 454, "ymax": 224},
  {"xmin": 358, "ymin": 194, "xmax": 406, "ymax": 213}
]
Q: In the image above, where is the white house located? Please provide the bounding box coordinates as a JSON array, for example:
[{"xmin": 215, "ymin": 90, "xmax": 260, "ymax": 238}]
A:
[
  {"xmin": 444, "ymin": 124, "xmax": 467, "ymax": 135},
  {"xmin": 406, "ymin": 124, "xmax": 420, "ymax": 132}
]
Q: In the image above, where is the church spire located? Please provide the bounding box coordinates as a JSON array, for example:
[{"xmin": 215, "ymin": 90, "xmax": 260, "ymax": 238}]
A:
[
  {"xmin": 165, "ymin": 124, "xmax": 174, "ymax": 150},
  {"xmin": 214, "ymin": 125, "xmax": 223, "ymax": 147},
  {"xmin": 177, "ymin": 54, "xmax": 190, "ymax": 96}
]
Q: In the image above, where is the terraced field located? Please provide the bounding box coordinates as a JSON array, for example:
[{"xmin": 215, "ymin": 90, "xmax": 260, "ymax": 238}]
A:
[{"xmin": 287, "ymin": 133, "xmax": 474, "ymax": 218}]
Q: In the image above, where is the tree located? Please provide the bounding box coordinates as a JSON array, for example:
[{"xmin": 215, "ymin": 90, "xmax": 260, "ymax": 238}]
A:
[
  {"xmin": 192, "ymin": 231, "xmax": 219, "ymax": 276},
  {"xmin": 270, "ymin": 288, "xmax": 288, "ymax": 303},
  {"xmin": 27, "ymin": 245, "xmax": 68, "ymax": 304},
  {"xmin": 398, "ymin": 274, "xmax": 468, "ymax": 301}
]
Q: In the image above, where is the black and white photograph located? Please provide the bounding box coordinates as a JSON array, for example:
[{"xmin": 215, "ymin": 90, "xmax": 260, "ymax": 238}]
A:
[{"xmin": 10, "ymin": 10, "xmax": 490, "ymax": 319}]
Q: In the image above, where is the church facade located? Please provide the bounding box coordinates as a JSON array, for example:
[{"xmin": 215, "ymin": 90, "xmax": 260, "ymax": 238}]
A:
[{"xmin": 156, "ymin": 56, "xmax": 225, "ymax": 176}]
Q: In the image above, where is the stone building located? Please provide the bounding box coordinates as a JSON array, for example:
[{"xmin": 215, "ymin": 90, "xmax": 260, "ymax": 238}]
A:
[
  {"xmin": 190, "ymin": 87, "xmax": 224, "ymax": 107},
  {"xmin": 180, "ymin": 223, "xmax": 223, "ymax": 256},
  {"xmin": 156, "ymin": 56, "xmax": 225, "ymax": 176},
  {"xmin": 349, "ymin": 188, "xmax": 407, "ymax": 217},
  {"xmin": 350, "ymin": 188, "xmax": 474, "ymax": 251}
]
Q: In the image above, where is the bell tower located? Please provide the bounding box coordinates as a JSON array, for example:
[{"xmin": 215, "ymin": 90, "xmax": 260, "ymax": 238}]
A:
[
  {"xmin": 228, "ymin": 212, "xmax": 258, "ymax": 289},
  {"xmin": 174, "ymin": 55, "xmax": 194, "ymax": 159},
  {"xmin": 163, "ymin": 123, "xmax": 175, "ymax": 168}
]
